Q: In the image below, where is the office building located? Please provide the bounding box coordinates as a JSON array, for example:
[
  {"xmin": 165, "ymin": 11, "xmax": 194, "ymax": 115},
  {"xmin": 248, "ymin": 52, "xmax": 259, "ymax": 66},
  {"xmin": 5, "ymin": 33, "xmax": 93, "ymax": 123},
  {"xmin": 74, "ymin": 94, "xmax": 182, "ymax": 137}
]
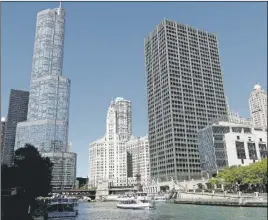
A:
[
  {"xmin": 88, "ymin": 137, "xmax": 107, "ymax": 187},
  {"xmin": 144, "ymin": 19, "xmax": 228, "ymax": 181},
  {"xmin": 3, "ymin": 90, "xmax": 29, "ymax": 166},
  {"xmin": 126, "ymin": 136, "xmax": 150, "ymax": 186},
  {"xmin": 76, "ymin": 177, "xmax": 88, "ymax": 189},
  {"xmin": 114, "ymin": 97, "xmax": 132, "ymax": 141},
  {"xmin": 1, "ymin": 117, "xmax": 7, "ymax": 164},
  {"xmin": 249, "ymin": 84, "xmax": 267, "ymax": 129},
  {"xmin": 88, "ymin": 98, "xmax": 130, "ymax": 187},
  {"xmin": 198, "ymin": 120, "xmax": 267, "ymax": 177},
  {"xmin": 43, "ymin": 152, "xmax": 76, "ymax": 189},
  {"xmin": 14, "ymin": 5, "xmax": 76, "ymax": 189},
  {"xmin": 15, "ymin": 5, "xmax": 70, "ymax": 152}
]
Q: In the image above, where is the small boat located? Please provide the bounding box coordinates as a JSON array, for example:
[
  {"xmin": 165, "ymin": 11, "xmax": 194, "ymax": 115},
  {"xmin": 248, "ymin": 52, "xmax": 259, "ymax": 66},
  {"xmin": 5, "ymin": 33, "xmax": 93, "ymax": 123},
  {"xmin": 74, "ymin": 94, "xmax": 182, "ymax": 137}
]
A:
[
  {"xmin": 44, "ymin": 197, "xmax": 79, "ymax": 219},
  {"xmin": 153, "ymin": 195, "xmax": 166, "ymax": 202},
  {"xmin": 116, "ymin": 197, "xmax": 155, "ymax": 210}
]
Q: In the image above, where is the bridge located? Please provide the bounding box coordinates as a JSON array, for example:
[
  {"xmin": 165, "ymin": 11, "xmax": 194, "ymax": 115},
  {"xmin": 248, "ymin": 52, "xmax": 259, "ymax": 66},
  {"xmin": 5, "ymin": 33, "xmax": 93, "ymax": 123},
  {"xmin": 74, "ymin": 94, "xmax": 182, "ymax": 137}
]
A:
[
  {"xmin": 52, "ymin": 179, "xmax": 209, "ymax": 200},
  {"xmin": 52, "ymin": 187, "xmax": 136, "ymax": 199}
]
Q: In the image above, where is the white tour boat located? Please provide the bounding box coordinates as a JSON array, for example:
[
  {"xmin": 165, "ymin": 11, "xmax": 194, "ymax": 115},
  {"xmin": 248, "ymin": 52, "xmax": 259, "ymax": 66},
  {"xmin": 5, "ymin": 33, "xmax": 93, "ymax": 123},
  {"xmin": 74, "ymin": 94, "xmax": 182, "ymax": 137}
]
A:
[
  {"xmin": 120, "ymin": 192, "xmax": 149, "ymax": 201},
  {"xmin": 45, "ymin": 197, "xmax": 79, "ymax": 219},
  {"xmin": 116, "ymin": 197, "xmax": 156, "ymax": 210}
]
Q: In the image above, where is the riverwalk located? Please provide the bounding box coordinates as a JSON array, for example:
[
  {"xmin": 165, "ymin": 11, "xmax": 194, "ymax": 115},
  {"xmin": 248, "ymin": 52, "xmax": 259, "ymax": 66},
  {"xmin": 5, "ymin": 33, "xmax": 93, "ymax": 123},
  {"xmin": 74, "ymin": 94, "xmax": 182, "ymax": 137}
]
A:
[{"xmin": 174, "ymin": 191, "xmax": 267, "ymax": 207}]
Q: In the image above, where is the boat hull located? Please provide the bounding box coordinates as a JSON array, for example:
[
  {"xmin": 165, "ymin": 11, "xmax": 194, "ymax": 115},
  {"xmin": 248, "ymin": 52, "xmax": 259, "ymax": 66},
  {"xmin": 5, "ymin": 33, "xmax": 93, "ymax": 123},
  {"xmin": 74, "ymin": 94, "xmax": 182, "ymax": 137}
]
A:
[
  {"xmin": 155, "ymin": 199, "xmax": 166, "ymax": 202},
  {"xmin": 116, "ymin": 203, "xmax": 155, "ymax": 210}
]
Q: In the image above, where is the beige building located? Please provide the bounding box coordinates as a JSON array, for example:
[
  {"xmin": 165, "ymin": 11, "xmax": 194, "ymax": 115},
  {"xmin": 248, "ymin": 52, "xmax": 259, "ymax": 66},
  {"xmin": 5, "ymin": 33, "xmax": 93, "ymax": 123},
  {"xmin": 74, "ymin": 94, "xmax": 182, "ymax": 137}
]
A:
[
  {"xmin": 249, "ymin": 84, "xmax": 267, "ymax": 129},
  {"xmin": 126, "ymin": 136, "xmax": 150, "ymax": 186}
]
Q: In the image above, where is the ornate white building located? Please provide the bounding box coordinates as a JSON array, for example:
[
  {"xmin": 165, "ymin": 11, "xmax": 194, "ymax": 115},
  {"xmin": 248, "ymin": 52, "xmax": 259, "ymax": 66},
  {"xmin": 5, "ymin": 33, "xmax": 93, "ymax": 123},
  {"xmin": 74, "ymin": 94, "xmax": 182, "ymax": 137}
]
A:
[
  {"xmin": 88, "ymin": 98, "xmax": 131, "ymax": 187},
  {"xmin": 88, "ymin": 98, "xmax": 151, "ymax": 188},
  {"xmin": 249, "ymin": 84, "xmax": 267, "ymax": 129}
]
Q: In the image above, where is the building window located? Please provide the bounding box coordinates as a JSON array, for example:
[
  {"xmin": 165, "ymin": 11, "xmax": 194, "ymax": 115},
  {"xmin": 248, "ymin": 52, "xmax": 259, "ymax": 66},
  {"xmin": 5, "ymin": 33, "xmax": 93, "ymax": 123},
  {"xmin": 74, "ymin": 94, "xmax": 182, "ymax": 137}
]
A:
[
  {"xmin": 260, "ymin": 138, "xmax": 263, "ymax": 142},
  {"xmin": 247, "ymin": 142, "xmax": 257, "ymax": 160},
  {"xmin": 235, "ymin": 141, "xmax": 246, "ymax": 159},
  {"xmin": 233, "ymin": 127, "xmax": 242, "ymax": 133},
  {"xmin": 237, "ymin": 136, "xmax": 240, "ymax": 140},
  {"xmin": 259, "ymin": 143, "xmax": 267, "ymax": 159}
]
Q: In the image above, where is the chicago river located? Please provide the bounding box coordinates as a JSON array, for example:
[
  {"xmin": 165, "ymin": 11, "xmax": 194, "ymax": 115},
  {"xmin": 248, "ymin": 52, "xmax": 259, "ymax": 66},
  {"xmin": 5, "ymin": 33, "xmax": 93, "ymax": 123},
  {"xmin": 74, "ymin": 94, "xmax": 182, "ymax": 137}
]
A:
[{"xmin": 69, "ymin": 202, "xmax": 266, "ymax": 220}]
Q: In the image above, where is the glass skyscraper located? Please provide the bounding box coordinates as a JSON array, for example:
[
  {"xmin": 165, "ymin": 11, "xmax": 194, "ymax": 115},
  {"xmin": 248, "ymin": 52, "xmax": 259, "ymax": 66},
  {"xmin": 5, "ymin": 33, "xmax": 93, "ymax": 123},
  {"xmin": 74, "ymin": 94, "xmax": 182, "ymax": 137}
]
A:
[
  {"xmin": 15, "ymin": 5, "xmax": 75, "ymax": 189},
  {"xmin": 15, "ymin": 6, "xmax": 69, "ymax": 152}
]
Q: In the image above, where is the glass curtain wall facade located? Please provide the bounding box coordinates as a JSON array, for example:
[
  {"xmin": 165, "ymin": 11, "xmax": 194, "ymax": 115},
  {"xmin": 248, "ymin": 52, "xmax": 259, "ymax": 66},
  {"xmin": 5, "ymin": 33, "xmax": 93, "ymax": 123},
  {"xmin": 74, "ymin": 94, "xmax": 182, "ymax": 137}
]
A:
[
  {"xmin": 15, "ymin": 7, "xmax": 70, "ymax": 153},
  {"xmin": 144, "ymin": 19, "xmax": 227, "ymax": 182},
  {"xmin": 15, "ymin": 6, "xmax": 75, "ymax": 189},
  {"xmin": 43, "ymin": 152, "xmax": 77, "ymax": 189}
]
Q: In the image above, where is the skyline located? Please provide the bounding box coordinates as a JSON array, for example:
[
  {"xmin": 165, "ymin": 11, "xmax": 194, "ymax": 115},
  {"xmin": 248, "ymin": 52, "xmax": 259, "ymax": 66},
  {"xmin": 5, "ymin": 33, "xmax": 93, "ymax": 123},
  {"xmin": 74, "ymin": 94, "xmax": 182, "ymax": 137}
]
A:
[{"xmin": 2, "ymin": 2, "xmax": 267, "ymax": 177}]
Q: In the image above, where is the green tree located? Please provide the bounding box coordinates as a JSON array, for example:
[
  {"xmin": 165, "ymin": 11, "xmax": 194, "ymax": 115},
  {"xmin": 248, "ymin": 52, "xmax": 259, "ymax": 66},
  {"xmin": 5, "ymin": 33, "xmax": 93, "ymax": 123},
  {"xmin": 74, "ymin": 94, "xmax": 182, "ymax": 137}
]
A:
[
  {"xmin": 1, "ymin": 164, "xmax": 17, "ymax": 189},
  {"xmin": 209, "ymin": 159, "xmax": 267, "ymax": 193},
  {"xmin": 1, "ymin": 144, "xmax": 54, "ymax": 220},
  {"xmin": 13, "ymin": 144, "xmax": 54, "ymax": 200}
]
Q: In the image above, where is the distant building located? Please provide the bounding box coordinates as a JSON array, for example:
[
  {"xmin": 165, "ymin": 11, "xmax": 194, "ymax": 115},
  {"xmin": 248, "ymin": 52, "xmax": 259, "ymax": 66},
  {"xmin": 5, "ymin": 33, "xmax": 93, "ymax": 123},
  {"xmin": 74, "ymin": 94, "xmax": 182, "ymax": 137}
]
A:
[
  {"xmin": 3, "ymin": 89, "xmax": 29, "ymax": 166},
  {"xmin": 76, "ymin": 177, "xmax": 88, "ymax": 189},
  {"xmin": 1, "ymin": 117, "xmax": 6, "ymax": 164},
  {"xmin": 249, "ymin": 84, "xmax": 267, "ymax": 129},
  {"xmin": 88, "ymin": 98, "xmax": 150, "ymax": 188},
  {"xmin": 198, "ymin": 120, "xmax": 267, "ymax": 177},
  {"xmin": 225, "ymin": 96, "xmax": 253, "ymax": 126},
  {"xmin": 88, "ymin": 137, "xmax": 107, "ymax": 187},
  {"xmin": 88, "ymin": 98, "xmax": 130, "ymax": 187},
  {"xmin": 126, "ymin": 136, "xmax": 150, "ymax": 186},
  {"xmin": 43, "ymin": 152, "xmax": 77, "ymax": 189},
  {"xmin": 67, "ymin": 142, "xmax": 72, "ymax": 152},
  {"xmin": 114, "ymin": 97, "xmax": 132, "ymax": 141}
]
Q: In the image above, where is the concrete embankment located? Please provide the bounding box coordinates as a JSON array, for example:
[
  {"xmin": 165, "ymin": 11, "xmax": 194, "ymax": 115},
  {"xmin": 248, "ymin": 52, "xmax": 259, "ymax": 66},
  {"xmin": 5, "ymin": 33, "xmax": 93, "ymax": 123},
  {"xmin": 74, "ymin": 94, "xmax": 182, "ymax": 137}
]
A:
[
  {"xmin": 175, "ymin": 199, "xmax": 267, "ymax": 207},
  {"xmin": 174, "ymin": 192, "xmax": 267, "ymax": 207}
]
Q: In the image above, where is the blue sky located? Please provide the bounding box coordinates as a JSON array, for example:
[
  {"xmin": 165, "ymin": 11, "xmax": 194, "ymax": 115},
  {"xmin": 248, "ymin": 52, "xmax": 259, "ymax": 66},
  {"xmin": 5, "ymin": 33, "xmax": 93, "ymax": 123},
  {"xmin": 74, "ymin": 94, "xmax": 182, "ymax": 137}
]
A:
[{"xmin": 2, "ymin": 2, "xmax": 267, "ymax": 177}]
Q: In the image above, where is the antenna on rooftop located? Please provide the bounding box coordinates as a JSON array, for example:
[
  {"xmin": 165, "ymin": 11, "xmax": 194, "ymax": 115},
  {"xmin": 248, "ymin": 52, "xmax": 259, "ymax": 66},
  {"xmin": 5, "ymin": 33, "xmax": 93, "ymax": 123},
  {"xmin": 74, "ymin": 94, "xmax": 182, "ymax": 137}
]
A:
[{"xmin": 59, "ymin": 1, "xmax": 62, "ymax": 8}]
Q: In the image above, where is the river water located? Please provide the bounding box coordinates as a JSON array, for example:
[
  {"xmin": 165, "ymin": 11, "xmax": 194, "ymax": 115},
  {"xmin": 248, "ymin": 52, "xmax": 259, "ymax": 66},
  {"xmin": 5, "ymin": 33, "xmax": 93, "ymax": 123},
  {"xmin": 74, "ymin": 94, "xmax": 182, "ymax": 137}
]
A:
[{"xmin": 71, "ymin": 201, "xmax": 267, "ymax": 220}]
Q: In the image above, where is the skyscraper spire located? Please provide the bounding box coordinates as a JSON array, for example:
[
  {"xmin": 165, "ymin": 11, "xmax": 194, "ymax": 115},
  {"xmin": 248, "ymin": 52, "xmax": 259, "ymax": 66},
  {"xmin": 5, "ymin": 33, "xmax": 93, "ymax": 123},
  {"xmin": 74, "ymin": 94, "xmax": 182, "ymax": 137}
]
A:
[{"xmin": 59, "ymin": 1, "xmax": 62, "ymax": 8}]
